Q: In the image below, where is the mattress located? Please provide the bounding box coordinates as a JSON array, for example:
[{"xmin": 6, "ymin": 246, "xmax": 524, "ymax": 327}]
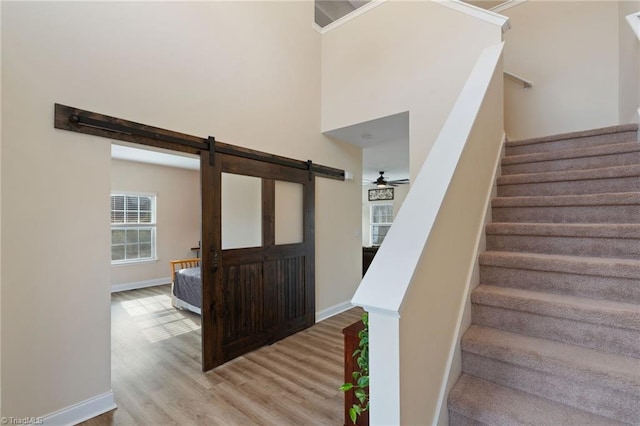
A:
[{"xmin": 172, "ymin": 266, "xmax": 201, "ymax": 309}]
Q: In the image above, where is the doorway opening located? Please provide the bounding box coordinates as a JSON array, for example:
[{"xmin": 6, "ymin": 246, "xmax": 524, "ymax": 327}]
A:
[{"xmin": 109, "ymin": 143, "xmax": 203, "ymax": 363}]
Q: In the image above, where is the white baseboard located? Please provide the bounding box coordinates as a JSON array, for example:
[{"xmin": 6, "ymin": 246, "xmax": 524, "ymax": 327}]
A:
[
  {"xmin": 42, "ymin": 390, "xmax": 116, "ymax": 426},
  {"xmin": 111, "ymin": 277, "xmax": 171, "ymax": 293},
  {"xmin": 316, "ymin": 300, "xmax": 353, "ymax": 322}
]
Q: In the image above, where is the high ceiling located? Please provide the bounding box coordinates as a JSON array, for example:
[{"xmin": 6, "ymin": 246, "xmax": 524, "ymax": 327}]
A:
[
  {"xmin": 315, "ymin": 0, "xmax": 505, "ymax": 28},
  {"xmin": 315, "ymin": 0, "xmax": 371, "ymax": 28},
  {"xmin": 117, "ymin": 0, "xmax": 510, "ymax": 182}
]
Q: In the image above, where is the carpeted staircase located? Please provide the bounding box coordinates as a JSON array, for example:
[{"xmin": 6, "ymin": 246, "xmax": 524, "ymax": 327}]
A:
[{"xmin": 448, "ymin": 123, "xmax": 640, "ymax": 425}]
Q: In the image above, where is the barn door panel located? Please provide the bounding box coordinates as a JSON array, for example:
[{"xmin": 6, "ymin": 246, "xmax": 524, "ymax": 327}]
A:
[{"xmin": 202, "ymin": 153, "xmax": 315, "ymax": 370}]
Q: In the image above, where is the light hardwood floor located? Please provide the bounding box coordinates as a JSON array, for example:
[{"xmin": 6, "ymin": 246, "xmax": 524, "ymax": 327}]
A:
[{"xmin": 81, "ymin": 285, "xmax": 363, "ymax": 425}]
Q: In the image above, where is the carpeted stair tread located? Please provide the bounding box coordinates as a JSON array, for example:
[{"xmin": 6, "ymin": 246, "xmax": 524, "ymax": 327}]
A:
[
  {"xmin": 472, "ymin": 285, "xmax": 640, "ymax": 331},
  {"xmin": 502, "ymin": 141, "xmax": 640, "ymax": 167},
  {"xmin": 502, "ymin": 142, "xmax": 640, "ymax": 175},
  {"xmin": 492, "ymin": 191, "xmax": 640, "ymax": 207},
  {"xmin": 505, "ymin": 124, "xmax": 638, "ymax": 156},
  {"xmin": 479, "ymin": 250, "xmax": 640, "ymax": 279},
  {"xmin": 471, "ymin": 287, "xmax": 640, "ymax": 358},
  {"xmin": 506, "ymin": 123, "xmax": 638, "ymax": 148},
  {"xmin": 485, "ymin": 223, "xmax": 640, "ymax": 259},
  {"xmin": 461, "ymin": 325, "xmax": 640, "ymax": 394},
  {"xmin": 492, "ymin": 197, "xmax": 640, "ymax": 224},
  {"xmin": 486, "ymin": 222, "xmax": 640, "ymax": 238},
  {"xmin": 497, "ymin": 164, "xmax": 640, "ymax": 186},
  {"xmin": 497, "ymin": 166, "xmax": 640, "ymax": 197},
  {"xmin": 448, "ymin": 374, "xmax": 622, "ymax": 426},
  {"xmin": 448, "ymin": 411, "xmax": 485, "ymax": 426},
  {"xmin": 461, "ymin": 351, "xmax": 640, "ymax": 423},
  {"xmin": 479, "ymin": 256, "xmax": 640, "ymax": 304}
]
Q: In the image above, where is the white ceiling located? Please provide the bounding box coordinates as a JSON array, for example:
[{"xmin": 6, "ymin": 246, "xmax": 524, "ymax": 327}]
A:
[
  {"xmin": 325, "ymin": 112, "xmax": 410, "ymax": 185},
  {"xmin": 111, "ymin": 144, "xmax": 200, "ymax": 170}
]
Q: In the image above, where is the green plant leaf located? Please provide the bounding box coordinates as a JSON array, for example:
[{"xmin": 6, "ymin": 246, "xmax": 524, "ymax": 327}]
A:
[
  {"xmin": 339, "ymin": 383, "xmax": 353, "ymax": 392},
  {"xmin": 357, "ymin": 375, "xmax": 369, "ymax": 388},
  {"xmin": 344, "ymin": 312, "xmax": 369, "ymax": 423},
  {"xmin": 349, "ymin": 407, "xmax": 358, "ymax": 424}
]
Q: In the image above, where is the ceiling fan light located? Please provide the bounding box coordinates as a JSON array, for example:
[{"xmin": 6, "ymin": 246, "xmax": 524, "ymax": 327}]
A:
[{"xmin": 376, "ymin": 182, "xmax": 386, "ymax": 188}]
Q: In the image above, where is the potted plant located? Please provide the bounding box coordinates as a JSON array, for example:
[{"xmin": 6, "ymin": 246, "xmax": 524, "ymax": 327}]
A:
[{"xmin": 340, "ymin": 313, "xmax": 369, "ymax": 424}]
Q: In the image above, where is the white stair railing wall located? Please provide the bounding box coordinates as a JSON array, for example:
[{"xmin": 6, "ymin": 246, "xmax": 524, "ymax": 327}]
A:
[{"xmin": 352, "ymin": 42, "xmax": 506, "ymax": 425}]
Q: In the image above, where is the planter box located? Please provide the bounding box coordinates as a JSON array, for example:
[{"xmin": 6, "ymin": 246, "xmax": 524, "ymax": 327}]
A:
[{"xmin": 343, "ymin": 320, "xmax": 369, "ymax": 426}]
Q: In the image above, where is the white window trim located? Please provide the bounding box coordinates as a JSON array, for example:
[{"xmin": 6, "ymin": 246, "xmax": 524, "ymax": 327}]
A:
[
  {"xmin": 370, "ymin": 202, "xmax": 394, "ymax": 246},
  {"xmin": 111, "ymin": 192, "xmax": 158, "ymax": 265},
  {"xmin": 112, "ymin": 257, "xmax": 159, "ymax": 267}
]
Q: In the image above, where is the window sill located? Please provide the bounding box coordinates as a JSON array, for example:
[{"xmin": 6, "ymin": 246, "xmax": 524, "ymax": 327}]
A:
[{"xmin": 112, "ymin": 258, "xmax": 159, "ymax": 267}]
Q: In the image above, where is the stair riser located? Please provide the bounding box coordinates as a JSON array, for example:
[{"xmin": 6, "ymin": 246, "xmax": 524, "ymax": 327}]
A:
[
  {"xmin": 506, "ymin": 130, "xmax": 638, "ymax": 156},
  {"xmin": 462, "ymin": 352, "xmax": 640, "ymax": 424},
  {"xmin": 492, "ymin": 205, "xmax": 640, "ymax": 224},
  {"xmin": 471, "ymin": 304, "xmax": 640, "ymax": 358},
  {"xmin": 479, "ymin": 265, "xmax": 640, "ymax": 304},
  {"xmin": 486, "ymin": 234, "xmax": 640, "ymax": 260},
  {"xmin": 502, "ymin": 151, "xmax": 640, "ymax": 175},
  {"xmin": 497, "ymin": 176, "xmax": 640, "ymax": 197}
]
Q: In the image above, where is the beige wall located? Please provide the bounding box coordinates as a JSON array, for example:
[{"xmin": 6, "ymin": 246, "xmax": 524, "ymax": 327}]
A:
[
  {"xmin": 0, "ymin": 1, "xmax": 3, "ymax": 412},
  {"xmin": 316, "ymin": 176, "xmax": 362, "ymax": 311},
  {"xmin": 321, "ymin": 1, "xmax": 503, "ymax": 179},
  {"xmin": 361, "ymin": 184, "xmax": 410, "ymax": 247},
  {"xmin": 620, "ymin": 0, "xmax": 640, "ymax": 123},
  {"xmin": 111, "ymin": 159, "xmax": 200, "ymax": 288},
  {"xmin": 503, "ymin": 1, "xmax": 622, "ymax": 139},
  {"xmin": 1, "ymin": 1, "xmax": 361, "ymax": 419}
]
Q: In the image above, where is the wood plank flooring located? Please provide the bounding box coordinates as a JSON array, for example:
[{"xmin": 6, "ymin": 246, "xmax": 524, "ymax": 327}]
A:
[{"xmin": 81, "ymin": 285, "xmax": 363, "ymax": 425}]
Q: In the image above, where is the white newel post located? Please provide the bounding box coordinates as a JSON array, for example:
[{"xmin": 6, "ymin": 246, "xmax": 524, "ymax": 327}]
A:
[{"xmin": 368, "ymin": 311, "xmax": 401, "ymax": 425}]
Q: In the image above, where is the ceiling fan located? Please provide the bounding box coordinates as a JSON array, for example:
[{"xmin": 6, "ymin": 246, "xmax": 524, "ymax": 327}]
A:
[{"xmin": 367, "ymin": 171, "xmax": 410, "ymax": 187}]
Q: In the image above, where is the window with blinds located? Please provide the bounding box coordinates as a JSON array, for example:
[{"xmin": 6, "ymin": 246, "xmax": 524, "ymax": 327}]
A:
[
  {"xmin": 370, "ymin": 203, "xmax": 393, "ymax": 246},
  {"xmin": 111, "ymin": 193, "xmax": 157, "ymax": 264}
]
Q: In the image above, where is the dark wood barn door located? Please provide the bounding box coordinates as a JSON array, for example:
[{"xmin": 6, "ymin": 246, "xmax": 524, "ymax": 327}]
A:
[{"xmin": 200, "ymin": 150, "xmax": 315, "ymax": 371}]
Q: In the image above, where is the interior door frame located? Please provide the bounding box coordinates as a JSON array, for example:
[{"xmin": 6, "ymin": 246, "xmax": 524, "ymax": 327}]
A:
[{"xmin": 53, "ymin": 103, "xmax": 344, "ymax": 373}]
